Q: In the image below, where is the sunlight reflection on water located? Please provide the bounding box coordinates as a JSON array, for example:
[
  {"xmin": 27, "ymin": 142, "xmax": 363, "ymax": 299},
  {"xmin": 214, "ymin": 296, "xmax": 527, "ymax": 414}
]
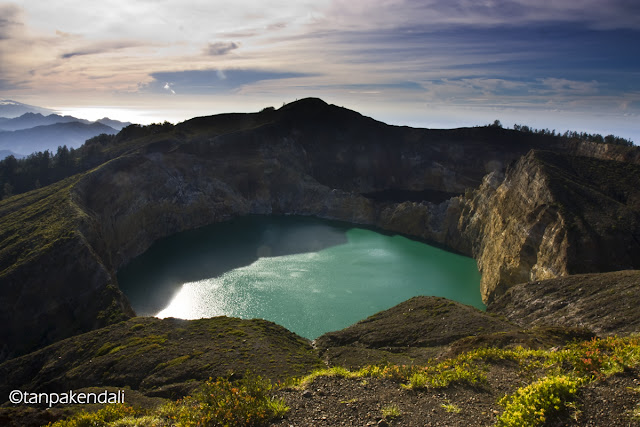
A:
[{"xmin": 144, "ymin": 220, "xmax": 483, "ymax": 339}]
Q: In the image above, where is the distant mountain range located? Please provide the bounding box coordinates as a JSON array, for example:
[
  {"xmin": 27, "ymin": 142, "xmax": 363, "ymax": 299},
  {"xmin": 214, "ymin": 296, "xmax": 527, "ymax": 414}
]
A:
[
  {"xmin": 0, "ymin": 112, "xmax": 129, "ymax": 132},
  {"xmin": 0, "ymin": 122, "xmax": 119, "ymax": 156},
  {"xmin": 0, "ymin": 150, "xmax": 24, "ymax": 160},
  {"xmin": 0, "ymin": 100, "xmax": 133, "ymax": 158},
  {"xmin": 0, "ymin": 100, "xmax": 55, "ymax": 118}
]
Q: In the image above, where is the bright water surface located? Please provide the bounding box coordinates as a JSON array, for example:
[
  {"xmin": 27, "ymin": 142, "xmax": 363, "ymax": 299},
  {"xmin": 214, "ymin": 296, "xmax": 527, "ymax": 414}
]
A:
[{"xmin": 118, "ymin": 215, "xmax": 482, "ymax": 339}]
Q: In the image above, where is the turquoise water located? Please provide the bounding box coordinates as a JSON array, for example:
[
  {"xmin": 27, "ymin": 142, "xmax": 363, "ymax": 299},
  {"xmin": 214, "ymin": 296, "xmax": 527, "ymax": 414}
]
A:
[{"xmin": 118, "ymin": 216, "xmax": 482, "ymax": 339}]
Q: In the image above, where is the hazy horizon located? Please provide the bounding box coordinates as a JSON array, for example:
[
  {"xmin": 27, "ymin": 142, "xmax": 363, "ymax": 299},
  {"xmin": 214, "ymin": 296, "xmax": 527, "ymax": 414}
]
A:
[{"xmin": 1, "ymin": 1, "xmax": 639, "ymax": 142}]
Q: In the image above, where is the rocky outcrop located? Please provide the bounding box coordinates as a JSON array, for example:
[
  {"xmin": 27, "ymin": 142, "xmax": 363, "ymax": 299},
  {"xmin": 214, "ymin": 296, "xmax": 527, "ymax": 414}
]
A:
[
  {"xmin": 488, "ymin": 270, "xmax": 640, "ymax": 334},
  {"xmin": 314, "ymin": 296, "xmax": 517, "ymax": 367},
  {"xmin": 561, "ymin": 139, "xmax": 640, "ymax": 164},
  {"xmin": 456, "ymin": 152, "xmax": 571, "ymax": 302}
]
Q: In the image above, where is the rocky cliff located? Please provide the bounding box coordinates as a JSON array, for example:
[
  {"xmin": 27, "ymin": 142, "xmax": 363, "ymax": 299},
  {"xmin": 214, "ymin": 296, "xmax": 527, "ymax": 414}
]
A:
[
  {"xmin": 457, "ymin": 150, "xmax": 640, "ymax": 302},
  {"xmin": 1, "ymin": 98, "xmax": 639, "ymax": 361}
]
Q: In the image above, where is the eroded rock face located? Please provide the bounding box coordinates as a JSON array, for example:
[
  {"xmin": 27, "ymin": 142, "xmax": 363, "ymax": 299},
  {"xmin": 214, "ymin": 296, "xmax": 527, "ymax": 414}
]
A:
[
  {"xmin": 454, "ymin": 150, "xmax": 640, "ymax": 303},
  {"xmin": 458, "ymin": 153, "xmax": 570, "ymax": 302},
  {"xmin": 488, "ymin": 270, "xmax": 640, "ymax": 334}
]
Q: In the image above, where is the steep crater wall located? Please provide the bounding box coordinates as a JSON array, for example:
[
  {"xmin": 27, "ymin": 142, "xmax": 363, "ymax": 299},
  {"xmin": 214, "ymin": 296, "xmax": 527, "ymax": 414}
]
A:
[{"xmin": 2, "ymin": 99, "xmax": 640, "ymax": 361}]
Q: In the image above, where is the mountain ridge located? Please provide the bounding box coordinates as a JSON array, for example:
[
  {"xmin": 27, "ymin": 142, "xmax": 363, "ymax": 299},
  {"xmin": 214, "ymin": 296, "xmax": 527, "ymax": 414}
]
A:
[
  {"xmin": 0, "ymin": 97, "xmax": 638, "ymax": 362},
  {"xmin": 0, "ymin": 112, "xmax": 132, "ymax": 132},
  {"xmin": 0, "ymin": 100, "xmax": 55, "ymax": 118}
]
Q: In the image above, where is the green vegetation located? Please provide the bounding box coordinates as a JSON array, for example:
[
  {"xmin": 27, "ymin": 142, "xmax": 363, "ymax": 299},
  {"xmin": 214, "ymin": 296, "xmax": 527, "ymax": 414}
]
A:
[
  {"xmin": 381, "ymin": 403, "xmax": 401, "ymax": 419},
  {"xmin": 48, "ymin": 374, "xmax": 288, "ymax": 427},
  {"xmin": 496, "ymin": 375, "xmax": 584, "ymax": 426},
  {"xmin": 441, "ymin": 400, "xmax": 462, "ymax": 413},
  {"xmin": 154, "ymin": 355, "xmax": 191, "ymax": 371},
  {"xmin": 0, "ymin": 121, "xmax": 181, "ymax": 199},
  {"xmin": 0, "ymin": 174, "xmax": 84, "ymax": 276},
  {"xmin": 46, "ymin": 404, "xmax": 136, "ymax": 427},
  {"xmin": 0, "ymin": 136, "xmax": 113, "ymax": 199},
  {"xmin": 159, "ymin": 375, "xmax": 288, "ymax": 426}
]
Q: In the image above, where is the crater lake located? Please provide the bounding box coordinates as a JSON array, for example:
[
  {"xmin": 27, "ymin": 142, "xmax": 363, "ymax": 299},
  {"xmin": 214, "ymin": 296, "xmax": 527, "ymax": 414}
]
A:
[{"xmin": 118, "ymin": 215, "xmax": 483, "ymax": 339}]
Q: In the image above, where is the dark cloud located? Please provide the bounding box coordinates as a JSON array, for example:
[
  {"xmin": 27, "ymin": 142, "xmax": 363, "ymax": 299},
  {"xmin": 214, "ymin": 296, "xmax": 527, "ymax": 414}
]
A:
[
  {"xmin": 267, "ymin": 22, "xmax": 287, "ymax": 31},
  {"xmin": 342, "ymin": 82, "xmax": 425, "ymax": 92},
  {"xmin": 204, "ymin": 41, "xmax": 239, "ymax": 56},
  {"xmin": 145, "ymin": 69, "xmax": 314, "ymax": 95},
  {"xmin": 60, "ymin": 41, "xmax": 143, "ymax": 59}
]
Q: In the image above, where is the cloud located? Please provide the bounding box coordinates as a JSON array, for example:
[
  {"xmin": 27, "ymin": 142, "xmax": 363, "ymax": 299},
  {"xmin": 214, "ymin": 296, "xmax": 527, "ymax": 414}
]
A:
[
  {"xmin": 320, "ymin": 0, "xmax": 640, "ymax": 31},
  {"xmin": 205, "ymin": 41, "xmax": 239, "ymax": 56},
  {"xmin": 60, "ymin": 40, "xmax": 144, "ymax": 59},
  {"xmin": 0, "ymin": 3, "xmax": 23, "ymax": 40},
  {"xmin": 539, "ymin": 78, "xmax": 599, "ymax": 94},
  {"xmin": 163, "ymin": 82, "xmax": 176, "ymax": 94},
  {"xmin": 144, "ymin": 69, "xmax": 315, "ymax": 95}
]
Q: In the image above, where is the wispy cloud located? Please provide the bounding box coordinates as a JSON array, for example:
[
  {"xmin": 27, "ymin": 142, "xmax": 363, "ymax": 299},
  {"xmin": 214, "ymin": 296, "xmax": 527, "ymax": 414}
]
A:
[
  {"xmin": 320, "ymin": 0, "xmax": 640, "ymax": 31},
  {"xmin": 143, "ymin": 69, "xmax": 315, "ymax": 95},
  {"xmin": 60, "ymin": 40, "xmax": 145, "ymax": 59},
  {"xmin": 539, "ymin": 78, "xmax": 599, "ymax": 94}
]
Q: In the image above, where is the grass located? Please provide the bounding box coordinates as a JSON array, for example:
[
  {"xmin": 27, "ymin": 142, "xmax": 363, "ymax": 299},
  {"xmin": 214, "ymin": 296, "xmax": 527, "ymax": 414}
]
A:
[
  {"xmin": 48, "ymin": 373, "xmax": 289, "ymax": 427},
  {"xmin": 0, "ymin": 175, "xmax": 84, "ymax": 277},
  {"xmin": 381, "ymin": 403, "xmax": 401, "ymax": 419},
  {"xmin": 154, "ymin": 355, "xmax": 191, "ymax": 371},
  {"xmin": 441, "ymin": 400, "xmax": 462, "ymax": 413}
]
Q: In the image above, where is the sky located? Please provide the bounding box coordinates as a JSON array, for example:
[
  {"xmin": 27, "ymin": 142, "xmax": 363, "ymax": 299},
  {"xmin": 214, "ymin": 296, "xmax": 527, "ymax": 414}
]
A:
[{"xmin": 1, "ymin": 0, "xmax": 639, "ymax": 142}]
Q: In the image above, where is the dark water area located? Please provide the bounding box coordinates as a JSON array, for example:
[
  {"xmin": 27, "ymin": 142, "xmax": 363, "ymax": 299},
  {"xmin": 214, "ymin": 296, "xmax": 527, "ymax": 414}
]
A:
[{"xmin": 118, "ymin": 215, "xmax": 482, "ymax": 339}]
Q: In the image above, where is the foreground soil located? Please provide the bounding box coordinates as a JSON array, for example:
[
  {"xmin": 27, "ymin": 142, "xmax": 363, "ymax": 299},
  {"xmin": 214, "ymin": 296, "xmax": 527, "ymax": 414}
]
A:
[{"xmin": 271, "ymin": 368, "xmax": 640, "ymax": 426}]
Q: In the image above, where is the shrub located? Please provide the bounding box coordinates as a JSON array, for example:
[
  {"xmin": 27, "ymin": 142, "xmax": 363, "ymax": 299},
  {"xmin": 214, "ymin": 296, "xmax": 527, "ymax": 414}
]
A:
[
  {"xmin": 497, "ymin": 375, "xmax": 584, "ymax": 426},
  {"xmin": 48, "ymin": 404, "xmax": 136, "ymax": 427},
  {"xmin": 159, "ymin": 374, "xmax": 289, "ymax": 426}
]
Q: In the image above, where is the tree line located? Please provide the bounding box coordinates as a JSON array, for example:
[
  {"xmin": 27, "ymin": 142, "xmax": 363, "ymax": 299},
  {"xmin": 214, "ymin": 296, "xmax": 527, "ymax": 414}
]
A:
[
  {"xmin": 0, "ymin": 122, "xmax": 178, "ymax": 200},
  {"xmin": 489, "ymin": 119, "xmax": 634, "ymax": 147},
  {"xmin": 0, "ymin": 133, "xmax": 116, "ymax": 199},
  {"xmin": 1, "ymin": 120, "xmax": 635, "ymax": 200}
]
